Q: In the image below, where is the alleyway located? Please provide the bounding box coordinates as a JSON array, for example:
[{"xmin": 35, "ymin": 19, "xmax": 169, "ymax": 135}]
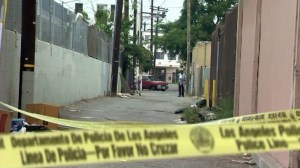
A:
[{"xmin": 59, "ymin": 84, "xmax": 258, "ymax": 168}]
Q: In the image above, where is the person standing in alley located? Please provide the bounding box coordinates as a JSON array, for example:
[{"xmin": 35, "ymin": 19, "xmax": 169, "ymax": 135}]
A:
[{"xmin": 178, "ymin": 70, "xmax": 186, "ymax": 97}]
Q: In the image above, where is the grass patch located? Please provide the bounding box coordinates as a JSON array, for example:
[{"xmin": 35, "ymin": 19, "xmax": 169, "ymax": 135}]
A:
[
  {"xmin": 182, "ymin": 97, "xmax": 234, "ymax": 124},
  {"xmin": 183, "ymin": 107, "xmax": 202, "ymax": 124},
  {"xmin": 213, "ymin": 97, "xmax": 234, "ymax": 119}
]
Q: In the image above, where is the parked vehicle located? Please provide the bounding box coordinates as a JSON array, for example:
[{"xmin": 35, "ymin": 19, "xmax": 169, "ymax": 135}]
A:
[{"xmin": 142, "ymin": 75, "xmax": 168, "ymax": 91}]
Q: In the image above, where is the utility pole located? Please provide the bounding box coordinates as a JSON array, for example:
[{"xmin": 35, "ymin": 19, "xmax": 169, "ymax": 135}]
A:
[
  {"xmin": 111, "ymin": 0, "xmax": 124, "ymax": 96},
  {"xmin": 19, "ymin": 0, "xmax": 36, "ymax": 117},
  {"xmin": 153, "ymin": 6, "xmax": 159, "ymax": 72},
  {"xmin": 186, "ymin": 0, "xmax": 191, "ymax": 96},
  {"xmin": 122, "ymin": 0, "xmax": 130, "ymax": 82},
  {"xmin": 133, "ymin": 0, "xmax": 137, "ymax": 82},
  {"xmin": 140, "ymin": 0, "xmax": 143, "ymax": 44},
  {"xmin": 153, "ymin": 6, "xmax": 167, "ymax": 72},
  {"xmin": 216, "ymin": 28, "xmax": 220, "ymax": 98},
  {"xmin": 133, "ymin": 0, "xmax": 137, "ymax": 45},
  {"xmin": 153, "ymin": 10, "xmax": 159, "ymax": 71},
  {"xmin": 124, "ymin": 0, "xmax": 129, "ymax": 44},
  {"xmin": 150, "ymin": 0, "xmax": 154, "ymax": 74},
  {"xmin": 146, "ymin": 6, "xmax": 167, "ymax": 76},
  {"xmin": 143, "ymin": 4, "xmax": 167, "ymax": 76}
]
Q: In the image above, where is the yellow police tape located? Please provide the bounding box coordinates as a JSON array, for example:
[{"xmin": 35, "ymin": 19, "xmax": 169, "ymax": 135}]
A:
[
  {"xmin": 2, "ymin": 101, "xmax": 300, "ymax": 167},
  {"xmin": 1, "ymin": 122, "xmax": 300, "ymax": 168},
  {"xmin": 215, "ymin": 109, "xmax": 300, "ymax": 124},
  {"xmin": 1, "ymin": 101, "xmax": 300, "ymax": 130},
  {"xmin": 0, "ymin": 102, "xmax": 158, "ymax": 129}
]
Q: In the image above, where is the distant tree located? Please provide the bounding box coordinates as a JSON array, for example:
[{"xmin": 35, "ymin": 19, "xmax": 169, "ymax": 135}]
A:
[
  {"xmin": 82, "ymin": 11, "xmax": 90, "ymax": 22},
  {"xmin": 155, "ymin": 0, "xmax": 237, "ymax": 61},
  {"xmin": 94, "ymin": 9, "xmax": 113, "ymax": 35},
  {"xmin": 124, "ymin": 44, "xmax": 153, "ymax": 72},
  {"xmin": 93, "ymin": 5, "xmax": 153, "ymax": 74}
]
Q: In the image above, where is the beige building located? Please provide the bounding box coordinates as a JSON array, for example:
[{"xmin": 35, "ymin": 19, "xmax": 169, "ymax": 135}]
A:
[
  {"xmin": 193, "ymin": 42, "xmax": 211, "ymax": 68},
  {"xmin": 191, "ymin": 41, "xmax": 211, "ymax": 96}
]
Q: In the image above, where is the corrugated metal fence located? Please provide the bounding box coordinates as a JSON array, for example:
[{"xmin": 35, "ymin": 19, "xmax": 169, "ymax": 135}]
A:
[
  {"xmin": 193, "ymin": 67, "xmax": 210, "ymax": 97},
  {"xmin": 210, "ymin": 7, "xmax": 238, "ymax": 100}
]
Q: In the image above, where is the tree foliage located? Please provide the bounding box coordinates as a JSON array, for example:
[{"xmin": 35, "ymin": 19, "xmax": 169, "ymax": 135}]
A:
[
  {"xmin": 82, "ymin": 11, "xmax": 90, "ymax": 22},
  {"xmin": 124, "ymin": 44, "xmax": 153, "ymax": 72},
  {"xmin": 155, "ymin": 0, "xmax": 237, "ymax": 60},
  {"xmin": 94, "ymin": 6, "xmax": 153, "ymax": 74},
  {"xmin": 95, "ymin": 9, "xmax": 113, "ymax": 35}
]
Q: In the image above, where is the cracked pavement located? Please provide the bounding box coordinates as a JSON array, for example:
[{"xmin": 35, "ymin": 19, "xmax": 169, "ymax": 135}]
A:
[{"xmin": 59, "ymin": 84, "xmax": 258, "ymax": 168}]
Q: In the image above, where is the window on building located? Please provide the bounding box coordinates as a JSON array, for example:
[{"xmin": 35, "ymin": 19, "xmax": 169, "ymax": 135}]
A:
[
  {"xmin": 156, "ymin": 52, "xmax": 164, "ymax": 59},
  {"xmin": 168, "ymin": 53, "xmax": 176, "ymax": 60}
]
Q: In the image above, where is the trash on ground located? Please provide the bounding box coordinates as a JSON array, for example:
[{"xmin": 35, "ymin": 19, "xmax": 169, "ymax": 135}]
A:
[
  {"xmin": 10, "ymin": 118, "xmax": 51, "ymax": 133},
  {"xmin": 0, "ymin": 110, "xmax": 16, "ymax": 133},
  {"xmin": 25, "ymin": 124, "xmax": 50, "ymax": 132},
  {"xmin": 196, "ymin": 98, "xmax": 212, "ymax": 108},
  {"xmin": 174, "ymin": 108, "xmax": 185, "ymax": 114},
  {"xmin": 25, "ymin": 104, "xmax": 60, "ymax": 129},
  {"xmin": 175, "ymin": 105, "xmax": 217, "ymax": 123},
  {"xmin": 11, "ymin": 118, "xmax": 25, "ymax": 132},
  {"xmin": 190, "ymin": 104, "xmax": 197, "ymax": 108},
  {"xmin": 231, "ymin": 159, "xmax": 256, "ymax": 165},
  {"xmin": 201, "ymin": 111, "xmax": 217, "ymax": 121},
  {"xmin": 117, "ymin": 93, "xmax": 131, "ymax": 98}
]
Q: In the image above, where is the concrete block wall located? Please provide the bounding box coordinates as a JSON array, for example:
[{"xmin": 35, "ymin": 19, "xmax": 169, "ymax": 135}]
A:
[
  {"xmin": 0, "ymin": 30, "xmax": 21, "ymax": 107},
  {"xmin": 33, "ymin": 40, "xmax": 112, "ymax": 105},
  {"xmin": 0, "ymin": 29, "xmax": 113, "ymax": 108}
]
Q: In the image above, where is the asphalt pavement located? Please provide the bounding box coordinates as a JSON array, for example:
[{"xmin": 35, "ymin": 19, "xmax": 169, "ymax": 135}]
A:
[
  {"xmin": 59, "ymin": 84, "xmax": 258, "ymax": 168},
  {"xmin": 60, "ymin": 84, "xmax": 194, "ymax": 124}
]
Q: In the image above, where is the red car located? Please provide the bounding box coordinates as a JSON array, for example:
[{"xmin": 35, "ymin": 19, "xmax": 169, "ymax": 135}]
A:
[{"xmin": 142, "ymin": 75, "xmax": 168, "ymax": 91}]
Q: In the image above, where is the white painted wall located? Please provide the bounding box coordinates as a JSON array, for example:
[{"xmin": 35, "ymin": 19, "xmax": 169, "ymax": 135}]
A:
[
  {"xmin": 33, "ymin": 40, "xmax": 112, "ymax": 105},
  {"xmin": 0, "ymin": 29, "xmax": 114, "ymax": 107},
  {"xmin": 0, "ymin": 30, "xmax": 21, "ymax": 107},
  {"xmin": 156, "ymin": 56, "xmax": 180, "ymax": 68}
]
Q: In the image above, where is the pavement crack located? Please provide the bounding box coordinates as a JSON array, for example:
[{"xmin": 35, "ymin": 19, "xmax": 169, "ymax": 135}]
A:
[
  {"xmin": 153, "ymin": 110, "xmax": 166, "ymax": 112},
  {"xmin": 128, "ymin": 108, "xmax": 166, "ymax": 113},
  {"xmin": 104, "ymin": 117, "xmax": 117, "ymax": 121}
]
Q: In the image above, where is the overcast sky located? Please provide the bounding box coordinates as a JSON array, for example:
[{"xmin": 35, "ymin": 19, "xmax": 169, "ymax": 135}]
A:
[{"xmin": 58, "ymin": 0, "xmax": 184, "ymax": 23}]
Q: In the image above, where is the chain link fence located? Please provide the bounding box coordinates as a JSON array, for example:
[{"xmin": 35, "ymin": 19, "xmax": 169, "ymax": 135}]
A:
[
  {"xmin": 88, "ymin": 25, "xmax": 112, "ymax": 63},
  {"xmin": 5, "ymin": 0, "xmax": 22, "ymax": 33},
  {"xmin": 4, "ymin": 0, "xmax": 112, "ymax": 63}
]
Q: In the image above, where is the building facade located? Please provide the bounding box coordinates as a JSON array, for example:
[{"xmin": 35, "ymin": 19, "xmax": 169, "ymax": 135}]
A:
[
  {"xmin": 142, "ymin": 30, "xmax": 181, "ymax": 83},
  {"xmin": 191, "ymin": 41, "xmax": 211, "ymax": 97},
  {"xmin": 234, "ymin": 0, "xmax": 300, "ymax": 167}
]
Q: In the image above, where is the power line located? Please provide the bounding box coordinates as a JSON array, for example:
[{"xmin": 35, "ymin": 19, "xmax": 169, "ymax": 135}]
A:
[
  {"xmin": 163, "ymin": 6, "xmax": 181, "ymax": 8},
  {"xmin": 146, "ymin": 5, "xmax": 181, "ymax": 8},
  {"xmin": 64, "ymin": 0, "xmax": 80, "ymax": 3},
  {"xmin": 159, "ymin": 0, "xmax": 166, "ymax": 6},
  {"xmin": 64, "ymin": 3, "xmax": 74, "ymax": 10}
]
